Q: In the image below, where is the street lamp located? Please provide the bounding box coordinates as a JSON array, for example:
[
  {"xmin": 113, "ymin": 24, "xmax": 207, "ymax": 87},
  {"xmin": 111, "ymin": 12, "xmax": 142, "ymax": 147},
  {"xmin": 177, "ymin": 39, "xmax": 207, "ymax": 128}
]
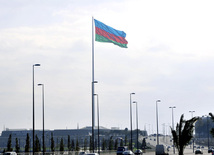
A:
[
  {"xmin": 94, "ymin": 94, "xmax": 100, "ymax": 155},
  {"xmin": 133, "ymin": 101, "xmax": 139, "ymax": 151},
  {"xmin": 38, "ymin": 84, "xmax": 45, "ymax": 155},
  {"xmin": 189, "ymin": 111, "xmax": 195, "ymax": 153},
  {"xmin": 156, "ymin": 100, "xmax": 161, "ymax": 145},
  {"xmin": 32, "ymin": 64, "xmax": 40, "ymax": 155},
  {"xmin": 92, "ymin": 81, "xmax": 98, "ymax": 153},
  {"xmin": 130, "ymin": 93, "xmax": 135, "ymax": 151},
  {"xmin": 169, "ymin": 106, "xmax": 176, "ymax": 154}
]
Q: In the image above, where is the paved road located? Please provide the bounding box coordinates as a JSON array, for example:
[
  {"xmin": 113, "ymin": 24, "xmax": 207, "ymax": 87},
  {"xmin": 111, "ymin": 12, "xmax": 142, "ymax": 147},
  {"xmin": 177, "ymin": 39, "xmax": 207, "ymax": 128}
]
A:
[
  {"xmin": 138, "ymin": 135, "xmax": 210, "ymax": 155},
  {"xmin": 100, "ymin": 135, "xmax": 211, "ymax": 155},
  {"xmin": 102, "ymin": 148, "xmax": 210, "ymax": 155}
]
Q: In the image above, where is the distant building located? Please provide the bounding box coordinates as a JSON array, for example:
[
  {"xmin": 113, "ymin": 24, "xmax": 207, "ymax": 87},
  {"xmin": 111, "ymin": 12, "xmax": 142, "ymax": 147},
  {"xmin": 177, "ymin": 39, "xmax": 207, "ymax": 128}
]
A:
[
  {"xmin": 195, "ymin": 117, "xmax": 214, "ymax": 138},
  {"xmin": 0, "ymin": 127, "xmax": 147, "ymax": 152},
  {"xmin": 195, "ymin": 117, "xmax": 214, "ymax": 146}
]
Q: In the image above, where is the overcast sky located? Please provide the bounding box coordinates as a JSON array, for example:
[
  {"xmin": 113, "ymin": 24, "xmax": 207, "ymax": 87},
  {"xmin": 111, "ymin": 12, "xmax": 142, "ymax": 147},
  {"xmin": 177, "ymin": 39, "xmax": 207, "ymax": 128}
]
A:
[{"xmin": 0, "ymin": 0, "xmax": 214, "ymax": 135}]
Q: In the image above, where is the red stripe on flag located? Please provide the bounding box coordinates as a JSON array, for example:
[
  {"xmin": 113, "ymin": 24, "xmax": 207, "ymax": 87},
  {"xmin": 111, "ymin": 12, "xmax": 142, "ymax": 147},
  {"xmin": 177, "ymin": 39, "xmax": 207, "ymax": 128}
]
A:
[{"xmin": 95, "ymin": 27, "xmax": 128, "ymax": 44}]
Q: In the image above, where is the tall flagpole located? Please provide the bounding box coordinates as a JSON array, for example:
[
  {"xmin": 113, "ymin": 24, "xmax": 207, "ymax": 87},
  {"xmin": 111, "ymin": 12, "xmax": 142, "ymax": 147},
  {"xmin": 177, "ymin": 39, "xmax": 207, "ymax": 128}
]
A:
[{"xmin": 92, "ymin": 16, "xmax": 95, "ymax": 153}]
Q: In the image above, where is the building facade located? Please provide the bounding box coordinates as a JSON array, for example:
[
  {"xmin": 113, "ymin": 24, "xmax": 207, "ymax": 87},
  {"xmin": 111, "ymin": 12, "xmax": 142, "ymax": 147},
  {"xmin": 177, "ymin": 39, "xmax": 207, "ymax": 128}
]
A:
[{"xmin": 0, "ymin": 127, "xmax": 147, "ymax": 152}]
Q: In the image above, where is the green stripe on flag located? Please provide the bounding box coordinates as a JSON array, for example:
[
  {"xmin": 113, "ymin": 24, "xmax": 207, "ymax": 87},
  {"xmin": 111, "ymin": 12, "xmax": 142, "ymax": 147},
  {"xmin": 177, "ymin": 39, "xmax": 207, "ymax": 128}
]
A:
[{"xmin": 95, "ymin": 34, "xmax": 127, "ymax": 48}]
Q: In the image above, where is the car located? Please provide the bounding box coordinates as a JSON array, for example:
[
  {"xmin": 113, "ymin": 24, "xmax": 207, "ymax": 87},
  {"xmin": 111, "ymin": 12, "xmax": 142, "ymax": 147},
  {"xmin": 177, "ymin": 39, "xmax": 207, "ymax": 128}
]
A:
[
  {"xmin": 208, "ymin": 148, "xmax": 213, "ymax": 153},
  {"xmin": 79, "ymin": 151, "xmax": 88, "ymax": 155},
  {"xmin": 167, "ymin": 146, "xmax": 171, "ymax": 151},
  {"xmin": 134, "ymin": 149, "xmax": 143, "ymax": 155},
  {"xmin": 123, "ymin": 150, "xmax": 134, "ymax": 155},
  {"xmin": 195, "ymin": 149, "xmax": 203, "ymax": 154},
  {"xmin": 155, "ymin": 145, "xmax": 169, "ymax": 155},
  {"xmin": 117, "ymin": 146, "xmax": 128, "ymax": 155},
  {"xmin": 86, "ymin": 153, "xmax": 99, "ymax": 155},
  {"xmin": 3, "ymin": 152, "xmax": 17, "ymax": 155}
]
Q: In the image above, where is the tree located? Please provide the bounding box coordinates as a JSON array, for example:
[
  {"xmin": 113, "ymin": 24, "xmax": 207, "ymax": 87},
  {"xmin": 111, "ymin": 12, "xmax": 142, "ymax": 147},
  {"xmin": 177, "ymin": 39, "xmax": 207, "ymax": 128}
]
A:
[
  {"xmin": 60, "ymin": 138, "xmax": 64, "ymax": 152},
  {"xmin": 89, "ymin": 136, "xmax": 92, "ymax": 151},
  {"xmin": 67, "ymin": 135, "xmax": 71, "ymax": 151},
  {"xmin": 102, "ymin": 138, "xmax": 106, "ymax": 150},
  {"xmin": 25, "ymin": 133, "xmax": 30, "ymax": 152},
  {"xmin": 114, "ymin": 139, "xmax": 118, "ymax": 150},
  {"xmin": 128, "ymin": 140, "xmax": 132, "ymax": 150},
  {"xmin": 108, "ymin": 136, "xmax": 114, "ymax": 150},
  {"xmin": 120, "ymin": 138, "xmax": 123, "ymax": 147},
  {"xmin": 124, "ymin": 135, "xmax": 128, "ymax": 146},
  {"xmin": 51, "ymin": 133, "xmax": 55, "ymax": 152},
  {"xmin": 35, "ymin": 135, "xmax": 41, "ymax": 152},
  {"xmin": 141, "ymin": 138, "xmax": 146, "ymax": 150},
  {"xmin": 71, "ymin": 139, "xmax": 75, "ymax": 151},
  {"xmin": 7, "ymin": 134, "xmax": 13, "ymax": 151},
  {"xmin": 15, "ymin": 138, "xmax": 20, "ymax": 153},
  {"xmin": 75, "ymin": 139, "xmax": 80, "ymax": 151},
  {"xmin": 84, "ymin": 138, "xmax": 88, "ymax": 151},
  {"xmin": 171, "ymin": 114, "xmax": 199, "ymax": 155},
  {"xmin": 94, "ymin": 139, "xmax": 97, "ymax": 150}
]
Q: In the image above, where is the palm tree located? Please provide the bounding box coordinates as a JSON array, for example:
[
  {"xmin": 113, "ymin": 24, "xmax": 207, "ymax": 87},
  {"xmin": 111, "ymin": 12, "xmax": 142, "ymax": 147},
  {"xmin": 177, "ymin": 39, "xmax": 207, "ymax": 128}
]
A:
[{"xmin": 171, "ymin": 114, "xmax": 199, "ymax": 155}]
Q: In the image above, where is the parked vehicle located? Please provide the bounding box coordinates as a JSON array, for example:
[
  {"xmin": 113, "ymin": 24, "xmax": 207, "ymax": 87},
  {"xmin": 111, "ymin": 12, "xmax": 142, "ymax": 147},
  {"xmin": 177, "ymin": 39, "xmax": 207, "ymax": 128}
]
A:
[
  {"xmin": 117, "ymin": 146, "xmax": 128, "ymax": 155},
  {"xmin": 134, "ymin": 149, "xmax": 143, "ymax": 155},
  {"xmin": 195, "ymin": 149, "xmax": 203, "ymax": 154},
  {"xmin": 79, "ymin": 151, "xmax": 89, "ymax": 155},
  {"xmin": 155, "ymin": 144, "xmax": 169, "ymax": 155},
  {"xmin": 208, "ymin": 147, "xmax": 213, "ymax": 153},
  {"xmin": 123, "ymin": 151, "xmax": 134, "ymax": 155},
  {"xmin": 3, "ymin": 152, "xmax": 17, "ymax": 155},
  {"xmin": 167, "ymin": 146, "xmax": 171, "ymax": 151},
  {"xmin": 86, "ymin": 153, "xmax": 99, "ymax": 155}
]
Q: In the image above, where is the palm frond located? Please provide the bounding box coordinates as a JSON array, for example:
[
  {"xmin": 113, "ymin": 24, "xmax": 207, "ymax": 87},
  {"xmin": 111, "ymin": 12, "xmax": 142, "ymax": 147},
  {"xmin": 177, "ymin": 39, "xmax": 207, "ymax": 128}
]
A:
[
  {"xmin": 209, "ymin": 113, "xmax": 214, "ymax": 122},
  {"xmin": 171, "ymin": 114, "xmax": 199, "ymax": 155}
]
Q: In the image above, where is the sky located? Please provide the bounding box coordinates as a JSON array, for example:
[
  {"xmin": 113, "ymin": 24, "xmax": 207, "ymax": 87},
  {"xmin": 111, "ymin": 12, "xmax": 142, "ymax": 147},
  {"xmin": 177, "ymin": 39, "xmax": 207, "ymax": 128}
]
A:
[{"xmin": 1, "ymin": 0, "xmax": 214, "ymax": 135}]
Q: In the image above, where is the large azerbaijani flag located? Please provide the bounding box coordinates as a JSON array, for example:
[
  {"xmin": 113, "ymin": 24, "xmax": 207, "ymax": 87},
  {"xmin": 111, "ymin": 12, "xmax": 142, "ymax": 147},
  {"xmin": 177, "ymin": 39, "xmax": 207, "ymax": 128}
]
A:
[{"xmin": 94, "ymin": 19, "xmax": 128, "ymax": 48}]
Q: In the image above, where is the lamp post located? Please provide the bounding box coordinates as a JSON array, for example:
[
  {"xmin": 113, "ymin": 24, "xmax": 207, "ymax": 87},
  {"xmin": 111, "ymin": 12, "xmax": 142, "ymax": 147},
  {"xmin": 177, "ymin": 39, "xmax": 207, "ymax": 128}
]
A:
[
  {"xmin": 94, "ymin": 94, "xmax": 100, "ymax": 155},
  {"xmin": 156, "ymin": 100, "xmax": 161, "ymax": 145},
  {"xmin": 38, "ymin": 84, "xmax": 45, "ymax": 155},
  {"xmin": 32, "ymin": 64, "xmax": 40, "ymax": 155},
  {"xmin": 169, "ymin": 106, "xmax": 176, "ymax": 154},
  {"xmin": 130, "ymin": 93, "xmax": 135, "ymax": 151},
  {"xmin": 189, "ymin": 111, "xmax": 195, "ymax": 153},
  {"xmin": 133, "ymin": 101, "xmax": 139, "ymax": 151},
  {"xmin": 92, "ymin": 81, "xmax": 98, "ymax": 153}
]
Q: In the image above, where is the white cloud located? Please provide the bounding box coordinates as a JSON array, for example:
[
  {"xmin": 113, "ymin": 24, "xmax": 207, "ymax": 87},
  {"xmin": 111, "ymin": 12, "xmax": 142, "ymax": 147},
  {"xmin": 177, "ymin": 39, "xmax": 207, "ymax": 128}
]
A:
[{"xmin": 1, "ymin": 0, "xmax": 214, "ymax": 133}]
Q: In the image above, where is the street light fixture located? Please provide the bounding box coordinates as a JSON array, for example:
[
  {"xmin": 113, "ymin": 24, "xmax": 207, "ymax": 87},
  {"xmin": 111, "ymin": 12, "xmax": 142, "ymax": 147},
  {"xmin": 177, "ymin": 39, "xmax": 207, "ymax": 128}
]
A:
[
  {"xmin": 38, "ymin": 84, "xmax": 45, "ymax": 155},
  {"xmin": 130, "ymin": 93, "xmax": 135, "ymax": 151},
  {"xmin": 169, "ymin": 106, "xmax": 176, "ymax": 154},
  {"xmin": 32, "ymin": 64, "xmax": 40, "ymax": 155},
  {"xmin": 133, "ymin": 101, "xmax": 139, "ymax": 151},
  {"xmin": 189, "ymin": 111, "xmax": 195, "ymax": 118},
  {"xmin": 94, "ymin": 94, "xmax": 100, "ymax": 155},
  {"xmin": 156, "ymin": 100, "xmax": 161, "ymax": 145}
]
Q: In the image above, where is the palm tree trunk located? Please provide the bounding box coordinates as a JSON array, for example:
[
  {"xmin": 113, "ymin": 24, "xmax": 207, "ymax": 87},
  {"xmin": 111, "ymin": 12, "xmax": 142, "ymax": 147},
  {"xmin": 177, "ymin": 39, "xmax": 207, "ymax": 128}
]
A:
[{"xmin": 179, "ymin": 147, "xmax": 184, "ymax": 155}]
